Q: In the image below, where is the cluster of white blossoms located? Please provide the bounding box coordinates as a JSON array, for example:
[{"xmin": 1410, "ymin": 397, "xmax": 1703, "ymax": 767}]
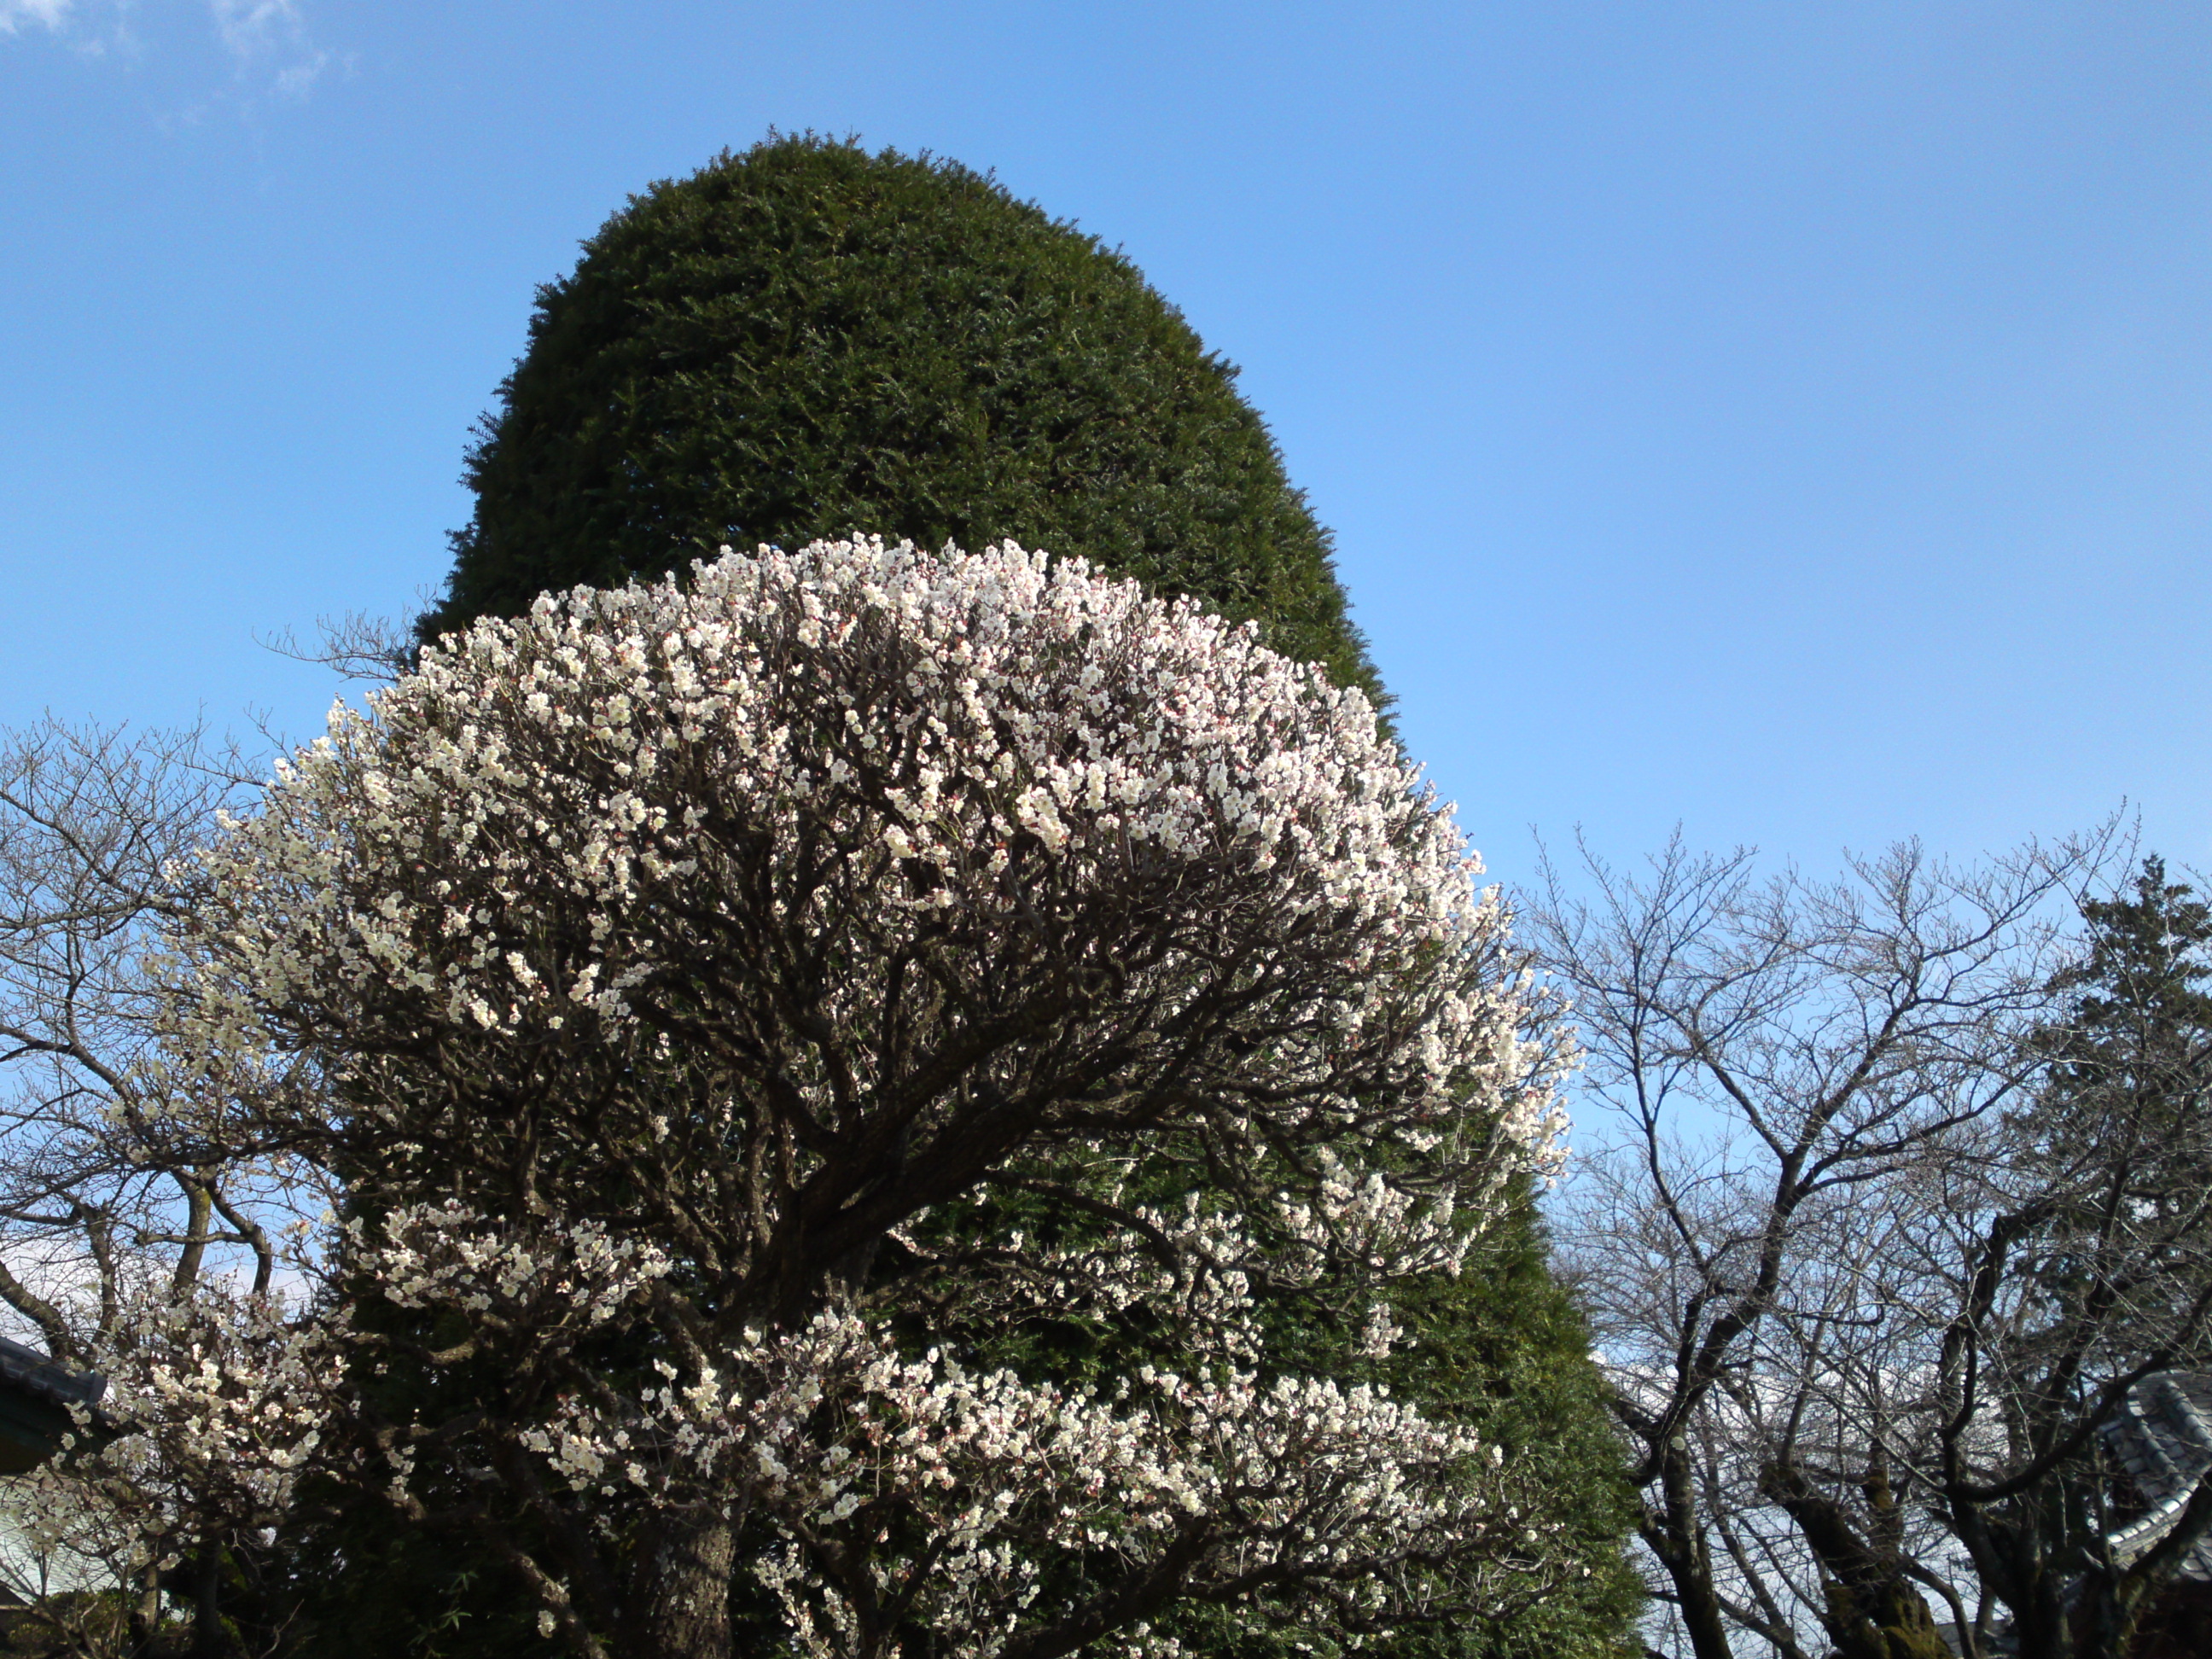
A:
[
  {"xmin": 502, "ymin": 1175, "xmax": 1530, "ymax": 1655},
  {"xmin": 143, "ymin": 539, "xmax": 1571, "ymax": 1656},
  {"xmin": 358, "ymin": 1202, "xmax": 673, "ymax": 1328},
  {"xmin": 169, "ymin": 536, "xmax": 1564, "ymax": 1176},
  {"xmin": 1276, "ymin": 1147, "xmax": 1483, "ymax": 1278},
  {"xmin": 533, "ymin": 1303, "xmax": 1501, "ymax": 1659},
  {"xmin": 24, "ymin": 1284, "xmax": 346, "ymax": 1579}
]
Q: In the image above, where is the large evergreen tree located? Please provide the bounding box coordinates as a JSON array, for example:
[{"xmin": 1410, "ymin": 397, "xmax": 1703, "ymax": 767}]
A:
[
  {"xmin": 422, "ymin": 136, "xmax": 1377, "ymax": 704},
  {"xmin": 375, "ymin": 135, "xmax": 1635, "ymax": 1658},
  {"xmin": 2033, "ymin": 856, "xmax": 2212, "ymax": 1175},
  {"xmin": 1988, "ymin": 858, "xmax": 2212, "ymax": 1657}
]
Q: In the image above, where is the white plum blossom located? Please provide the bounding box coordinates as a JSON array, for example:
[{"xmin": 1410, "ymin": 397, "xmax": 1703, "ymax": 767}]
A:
[
  {"xmin": 146, "ymin": 538, "xmax": 1573, "ymax": 1659},
  {"xmin": 516, "ymin": 1215, "xmax": 1520, "ymax": 1658},
  {"xmin": 358, "ymin": 1202, "xmax": 674, "ymax": 1327},
  {"xmin": 1277, "ymin": 1146, "xmax": 1486, "ymax": 1278},
  {"xmin": 17, "ymin": 1282, "xmax": 346, "ymax": 1587}
]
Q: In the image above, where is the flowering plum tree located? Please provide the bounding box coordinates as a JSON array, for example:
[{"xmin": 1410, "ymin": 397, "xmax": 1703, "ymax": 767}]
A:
[
  {"xmin": 0, "ymin": 717, "xmax": 346, "ymax": 1654},
  {"xmin": 154, "ymin": 538, "xmax": 1569, "ymax": 1659}
]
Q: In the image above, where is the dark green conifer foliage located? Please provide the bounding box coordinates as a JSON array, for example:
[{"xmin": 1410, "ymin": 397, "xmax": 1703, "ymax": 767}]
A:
[
  {"xmin": 1157, "ymin": 1179, "xmax": 1644, "ymax": 1659},
  {"xmin": 2019, "ymin": 856, "xmax": 2212, "ymax": 1347},
  {"xmin": 2034, "ymin": 857, "xmax": 2212, "ymax": 1155},
  {"xmin": 376, "ymin": 134, "xmax": 1636, "ymax": 1659},
  {"xmin": 424, "ymin": 136, "xmax": 1379, "ymax": 705},
  {"xmin": 1382, "ymin": 1187, "xmax": 1645, "ymax": 1659},
  {"xmin": 2003, "ymin": 859, "xmax": 2212, "ymax": 1658}
]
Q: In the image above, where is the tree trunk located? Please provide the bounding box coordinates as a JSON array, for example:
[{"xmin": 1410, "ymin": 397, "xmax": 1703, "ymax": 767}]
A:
[
  {"xmin": 190, "ymin": 1538, "xmax": 226, "ymax": 1659},
  {"xmin": 2004, "ymin": 1548, "xmax": 2074, "ymax": 1659},
  {"xmin": 1644, "ymin": 1440, "xmax": 1738, "ymax": 1659},
  {"xmin": 623, "ymin": 1508, "xmax": 736, "ymax": 1659},
  {"xmin": 129, "ymin": 1561, "xmax": 164, "ymax": 1657},
  {"xmin": 1763, "ymin": 1461, "xmax": 1950, "ymax": 1659}
]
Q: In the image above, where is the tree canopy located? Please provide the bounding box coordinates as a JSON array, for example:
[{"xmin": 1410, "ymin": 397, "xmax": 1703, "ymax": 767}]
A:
[
  {"xmin": 394, "ymin": 136, "xmax": 1639, "ymax": 1658},
  {"xmin": 424, "ymin": 135, "xmax": 1381, "ymax": 705},
  {"xmin": 134, "ymin": 541, "xmax": 1569, "ymax": 1659}
]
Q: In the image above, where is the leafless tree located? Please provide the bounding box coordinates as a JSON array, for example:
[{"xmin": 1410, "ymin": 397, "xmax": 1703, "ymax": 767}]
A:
[
  {"xmin": 1524, "ymin": 829, "xmax": 2212, "ymax": 1659},
  {"xmin": 0, "ymin": 715, "xmax": 319, "ymax": 1656}
]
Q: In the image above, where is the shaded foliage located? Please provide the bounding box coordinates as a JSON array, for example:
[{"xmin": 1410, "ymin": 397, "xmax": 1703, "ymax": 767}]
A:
[
  {"xmin": 355, "ymin": 135, "xmax": 1638, "ymax": 1659},
  {"xmin": 424, "ymin": 134, "xmax": 1380, "ymax": 705}
]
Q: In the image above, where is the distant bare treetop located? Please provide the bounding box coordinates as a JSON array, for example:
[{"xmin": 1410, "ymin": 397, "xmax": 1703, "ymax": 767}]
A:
[{"xmin": 1529, "ymin": 825, "xmax": 2212, "ymax": 1659}]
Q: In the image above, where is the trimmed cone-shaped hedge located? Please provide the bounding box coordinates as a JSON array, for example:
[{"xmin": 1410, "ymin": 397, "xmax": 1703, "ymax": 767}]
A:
[
  {"xmin": 395, "ymin": 135, "xmax": 1639, "ymax": 1659},
  {"xmin": 425, "ymin": 136, "xmax": 1379, "ymax": 705}
]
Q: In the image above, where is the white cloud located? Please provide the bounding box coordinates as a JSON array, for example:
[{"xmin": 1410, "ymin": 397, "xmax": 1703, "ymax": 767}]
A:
[
  {"xmin": 0, "ymin": 0, "xmax": 333, "ymax": 100},
  {"xmin": 207, "ymin": 0, "xmax": 327, "ymax": 97},
  {"xmin": 208, "ymin": 0, "xmax": 293, "ymax": 58},
  {"xmin": 271, "ymin": 45, "xmax": 327, "ymax": 96},
  {"xmin": 0, "ymin": 0, "xmax": 73, "ymax": 35}
]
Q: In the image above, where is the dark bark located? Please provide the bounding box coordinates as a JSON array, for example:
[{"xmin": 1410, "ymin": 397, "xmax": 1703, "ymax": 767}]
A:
[
  {"xmin": 1641, "ymin": 1436, "xmax": 1738, "ymax": 1659},
  {"xmin": 189, "ymin": 1537, "xmax": 225, "ymax": 1659},
  {"xmin": 623, "ymin": 1507, "xmax": 736, "ymax": 1659},
  {"xmin": 129, "ymin": 1563, "xmax": 163, "ymax": 1657},
  {"xmin": 1762, "ymin": 1461, "xmax": 1949, "ymax": 1659}
]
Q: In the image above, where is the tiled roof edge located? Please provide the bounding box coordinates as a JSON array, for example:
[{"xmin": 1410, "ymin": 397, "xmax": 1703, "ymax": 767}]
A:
[{"xmin": 0, "ymin": 1334, "xmax": 107, "ymax": 1412}]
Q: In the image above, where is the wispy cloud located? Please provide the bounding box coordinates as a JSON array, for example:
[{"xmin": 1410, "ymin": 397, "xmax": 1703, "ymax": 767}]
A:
[
  {"xmin": 0, "ymin": 0, "xmax": 134, "ymax": 61},
  {"xmin": 0, "ymin": 0, "xmax": 74, "ymax": 36},
  {"xmin": 208, "ymin": 0, "xmax": 327, "ymax": 97},
  {"xmin": 271, "ymin": 49, "xmax": 326, "ymax": 98},
  {"xmin": 0, "ymin": 0, "xmax": 333, "ymax": 101},
  {"xmin": 209, "ymin": 0, "xmax": 288, "ymax": 55}
]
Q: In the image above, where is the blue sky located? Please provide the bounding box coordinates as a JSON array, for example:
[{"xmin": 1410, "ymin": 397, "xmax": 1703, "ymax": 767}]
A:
[{"xmin": 4, "ymin": 2, "xmax": 2209, "ymax": 889}]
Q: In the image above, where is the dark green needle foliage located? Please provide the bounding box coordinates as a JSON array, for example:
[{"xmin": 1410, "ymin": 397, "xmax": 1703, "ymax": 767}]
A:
[
  {"xmin": 359, "ymin": 133, "xmax": 1637, "ymax": 1658},
  {"xmin": 2032, "ymin": 856, "xmax": 2212, "ymax": 1168},
  {"xmin": 1371, "ymin": 1185, "xmax": 1644, "ymax": 1659},
  {"xmin": 423, "ymin": 134, "xmax": 1380, "ymax": 705},
  {"xmin": 1145, "ymin": 1178, "xmax": 1644, "ymax": 1659},
  {"xmin": 2017, "ymin": 857, "xmax": 2212, "ymax": 1348}
]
